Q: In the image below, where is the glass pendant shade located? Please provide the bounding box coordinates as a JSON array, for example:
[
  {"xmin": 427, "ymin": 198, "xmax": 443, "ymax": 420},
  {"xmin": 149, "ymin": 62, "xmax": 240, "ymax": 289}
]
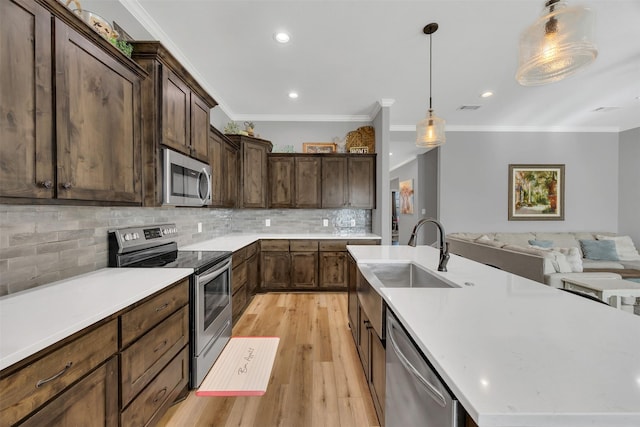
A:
[
  {"xmin": 416, "ymin": 109, "xmax": 446, "ymax": 148},
  {"xmin": 516, "ymin": 1, "xmax": 597, "ymax": 86}
]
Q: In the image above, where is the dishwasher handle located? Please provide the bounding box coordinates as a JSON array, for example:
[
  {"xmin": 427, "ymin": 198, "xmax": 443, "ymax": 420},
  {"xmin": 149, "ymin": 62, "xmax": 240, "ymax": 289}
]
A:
[{"xmin": 387, "ymin": 314, "xmax": 447, "ymax": 408}]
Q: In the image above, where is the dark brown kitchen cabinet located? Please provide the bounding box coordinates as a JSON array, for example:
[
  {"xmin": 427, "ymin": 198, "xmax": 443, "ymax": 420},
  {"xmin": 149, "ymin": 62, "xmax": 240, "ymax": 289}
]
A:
[
  {"xmin": 295, "ymin": 156, "xmax": 322, "ymax": 208},
  {"xmin": 269, "ymin": 156, "xmax": 295, "ymax": 207},
  {"xmin": 232, "ymin": 246, "xmax": 249, "ymax": 323},
  {"xmin": 261, "ymin": 240, "xmax": 291, "ymax": 289},
  {"xmin": 130, "ymin": 41, "xmax": 217, "ymax": 206},
  {"xmin": 347, "ymin": 253, "xmax": 359, "ymax": 343},
  {"xmin": 246, "ymin": 242, "xmax": 260, "ymax": 297},
  {"xmin": 0, "ymin": 0, "xmax": 53, "ymax": 200},
  {"xmin": 321, "ymin": 155, "xmax": 376, "ymax": 209},
  {"xmin": 290, "ymin": 240, "xmax": 319, "ymax": 288},
  {"xmin": 319, "ymin": 252, "xmax": 349, "ymax": 289},
  {"xmin": 1, "ymin": 0, "xmax": 145, "ymax": 205},
  {"xmin": 227, "ymin": 135, "xmax": 273, "ymax": 208},
  {"xmin": 209, "ymin": 126, "xmax": 238, "ymax": 208}
]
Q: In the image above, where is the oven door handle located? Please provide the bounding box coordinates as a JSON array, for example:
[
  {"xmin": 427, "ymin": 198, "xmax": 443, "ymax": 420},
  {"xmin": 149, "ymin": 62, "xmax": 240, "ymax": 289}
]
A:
[
  {"xmin": 198, "ymin": 167, "xmax": 212, "ymax": 205},
  {"xmin": 198, "ymin": 259, "xmax": 232, "ymax": 284}
]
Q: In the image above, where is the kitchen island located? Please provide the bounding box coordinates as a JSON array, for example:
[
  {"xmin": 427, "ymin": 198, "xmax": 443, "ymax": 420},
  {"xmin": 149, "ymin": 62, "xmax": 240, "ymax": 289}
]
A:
[{"xmin": 348, "ymin": 245, "xmax": 640, "ymax": 427}]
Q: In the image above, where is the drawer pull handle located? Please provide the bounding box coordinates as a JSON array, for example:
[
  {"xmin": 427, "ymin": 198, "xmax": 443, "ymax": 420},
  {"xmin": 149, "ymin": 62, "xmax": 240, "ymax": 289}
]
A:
[
  {"xmin": 153, "ymin": 387, "xmax": 168, "ymax": 404},
  {"xmin": 153, "ymin": 339, "xmax": 168, "ymax": 353},
  {"xmin": 36, "ymin": 362, "xmax": 73, "ymax": 388},
  {"xmin": 155, "ymin": 303, "xmax": 169, "ymax": 312}
]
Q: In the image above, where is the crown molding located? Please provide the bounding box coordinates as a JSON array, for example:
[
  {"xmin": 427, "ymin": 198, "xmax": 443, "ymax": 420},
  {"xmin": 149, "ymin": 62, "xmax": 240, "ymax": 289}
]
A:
[
  {"xmin": 390, "ymin": 124, "xmax": 621, "ymax": 133},
  {"xmin": 233, "ymin": 114, "xmax": 372, "ymax": 123}
]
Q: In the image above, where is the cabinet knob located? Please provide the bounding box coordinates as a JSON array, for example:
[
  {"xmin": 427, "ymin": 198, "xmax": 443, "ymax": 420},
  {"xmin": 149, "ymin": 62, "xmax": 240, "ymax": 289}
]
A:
[
  {"xmin": 39, "ymin": 180, "xmax": 53, "ymax": 189},
  {"xmin": 61, "ymin": 182, "xmax": 72, "ymax": 190}
]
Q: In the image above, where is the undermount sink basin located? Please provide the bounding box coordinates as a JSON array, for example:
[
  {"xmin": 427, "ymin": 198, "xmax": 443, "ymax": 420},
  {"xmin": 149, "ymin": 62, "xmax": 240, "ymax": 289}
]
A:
[{"xmin": 361, "ymin": 262, "xmax": 459, "ymax": 289}]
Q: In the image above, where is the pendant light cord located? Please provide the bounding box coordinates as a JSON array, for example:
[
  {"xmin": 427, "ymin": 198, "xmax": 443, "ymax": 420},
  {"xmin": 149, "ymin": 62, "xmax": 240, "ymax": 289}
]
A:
[{"xmin": 429, "ymin": 32, "xmax": 433, "ymax": 110}]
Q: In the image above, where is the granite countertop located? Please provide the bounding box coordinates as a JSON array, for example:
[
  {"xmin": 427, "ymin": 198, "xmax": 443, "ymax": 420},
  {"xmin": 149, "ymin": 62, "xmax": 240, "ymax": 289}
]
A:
[
  {"xmin": 0, "ymin": 268, "xmax": 193, "ymax": 371},
  {"xmin": 348, "ymin": 245, "xmax": 640, "ymax": 427},
  {"xmin": 181, "ymin": 232, "xmax": 381, "ymax": 252}
]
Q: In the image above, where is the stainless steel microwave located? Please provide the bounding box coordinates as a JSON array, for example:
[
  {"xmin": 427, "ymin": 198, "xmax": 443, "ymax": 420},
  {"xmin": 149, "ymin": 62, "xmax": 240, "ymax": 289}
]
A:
[{"xmin": 163, "ymin": 148, "xmax": 212, "ymax": 206}]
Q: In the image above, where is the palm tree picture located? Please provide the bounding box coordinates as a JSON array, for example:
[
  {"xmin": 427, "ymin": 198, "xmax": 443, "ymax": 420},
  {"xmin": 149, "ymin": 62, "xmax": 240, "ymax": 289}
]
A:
[{"xmin": 509, "ymin": 164, "xmax": 565, "ymax": 221}]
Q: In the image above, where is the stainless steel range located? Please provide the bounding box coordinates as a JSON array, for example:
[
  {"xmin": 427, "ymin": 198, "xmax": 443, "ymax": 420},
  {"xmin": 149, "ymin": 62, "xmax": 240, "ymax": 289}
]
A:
[{"xmin": 109, "ymin": 224, "xmax": 232, "ymax": 388}]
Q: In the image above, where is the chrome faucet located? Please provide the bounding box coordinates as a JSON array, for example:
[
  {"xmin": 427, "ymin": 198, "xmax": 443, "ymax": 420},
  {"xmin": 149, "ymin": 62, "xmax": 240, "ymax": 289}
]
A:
[{"xmin": 407, "ymin": 218, "xmax": 450, "ymax": 272}]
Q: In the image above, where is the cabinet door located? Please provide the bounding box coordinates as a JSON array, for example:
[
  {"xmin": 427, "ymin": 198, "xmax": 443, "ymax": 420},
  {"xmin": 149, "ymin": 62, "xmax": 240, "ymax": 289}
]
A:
[
  {"xmin": 269, "ymin": 156, "xmax": 294, "ymax": 208},
  {"xmin": 319, "ymin": 251, "xmax": 348, "ymax": 289},
  {"xmin": 294, "ymin": 157, "xmax": 321, "ymax": 208},
  {"xmin": 223, "ymin": 142, "xmax": 238, "ymax": 207},
  {"xmin": 241, "ymin": 141, "xmax": 268, "ymax": 208},
  {"xmin": 261, "ymin": 252, "xmax": 291, "ymax": 289},
  {"xmin": 348, "ymin": 156, "xmax": 376, "ymax": 208},
  {"xmin": 369, "ymin": 330, "xmax": 386, "ymax": 424},
  {"xmin": 347, "ymin": 254, "xmax": 358, "ymax": 343},
  {"xmin": 246, "ymin": 252, "xmax": 259, "ymax": 295},
  {"xmin": 54, "ymin": 19, "xmax": 141, "ymax": 203},
  {"xmin": 291, "ymin": 252, "xmax": 318, "ymax": 288},
  {"xmin": 321, "ymin": 157, "xmax": 347, "ymax": 208},
  {"xmin": 21, "ymin": 357, "xmax": 118, "ymax": 427},
  {"xmin": 190, "ymin": 94, "xmax": 210, "ymax": 162},
  {"xmin": 0, "ymin": 0, "xmax": 53, "ymax": 199},
  {"xmin": 208, "ymin": 130, "xmax": 224, "ymax": 206},
  {"xmin": 162, "ymin": 69, "xmax": 190, "ymax": 155},
  {"xmin": 357, "ymin": 307, "xmax": 369, "ymax": 375}
]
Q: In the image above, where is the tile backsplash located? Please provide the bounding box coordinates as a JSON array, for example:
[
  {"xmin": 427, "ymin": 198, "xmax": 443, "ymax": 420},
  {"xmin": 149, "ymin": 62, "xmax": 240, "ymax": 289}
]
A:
[{"xmin": 0, "ymin": 205, "xmax": 371, "ymax": 296}]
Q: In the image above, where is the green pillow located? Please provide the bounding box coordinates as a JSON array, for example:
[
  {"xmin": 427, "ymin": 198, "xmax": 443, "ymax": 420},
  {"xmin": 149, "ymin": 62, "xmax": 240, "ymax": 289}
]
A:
[
  {"xmin": 528, "ymin": 239, "xmax": 553, "ymax": 248},
  {"xmin": 579, "ymin": 239, "xmax": 619, "ymax": 261}
]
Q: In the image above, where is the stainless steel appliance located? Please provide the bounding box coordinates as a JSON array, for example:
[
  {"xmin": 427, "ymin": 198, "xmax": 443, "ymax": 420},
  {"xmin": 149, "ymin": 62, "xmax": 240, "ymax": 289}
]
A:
[
  {"xmin": 109, "ymin": 224, "xmax": 232, "ymax": 388},
  {"xmin": 385, "ymin": 309, "xmax": 463, "ymax": 427},
  {"xmin": 163, "ymin": 148, "xmax": 212, "ymax": 206}
]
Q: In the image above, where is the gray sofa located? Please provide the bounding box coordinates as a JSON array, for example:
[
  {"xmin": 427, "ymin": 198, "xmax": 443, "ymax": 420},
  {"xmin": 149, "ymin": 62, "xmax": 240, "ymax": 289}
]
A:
[{"xmin": 447, "ymin": 232, "xmax": 640, "ymax": 290}]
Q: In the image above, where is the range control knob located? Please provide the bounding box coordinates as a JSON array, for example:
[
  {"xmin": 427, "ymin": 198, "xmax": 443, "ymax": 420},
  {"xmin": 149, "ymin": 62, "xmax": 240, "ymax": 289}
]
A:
[{"xmin": 123, "ymin": 233, "xmax": 132, "ymax": 241}]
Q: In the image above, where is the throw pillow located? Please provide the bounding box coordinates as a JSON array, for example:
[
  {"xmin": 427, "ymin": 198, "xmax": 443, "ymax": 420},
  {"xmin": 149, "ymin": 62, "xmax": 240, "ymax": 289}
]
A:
[
  {"xmin": 595, "ymin": 235, "xmax": 640, "ymax": 261},
  {"xmin": 554, "ymin": 247, "xmax": 583, "ymax": 272},
  {"xmin": 528, "ymin": 239, "xmax": 553, "ymax": 248},
  {"xmin": 579, "ymin": 239, "xmax": 619, "ymax": 261}
]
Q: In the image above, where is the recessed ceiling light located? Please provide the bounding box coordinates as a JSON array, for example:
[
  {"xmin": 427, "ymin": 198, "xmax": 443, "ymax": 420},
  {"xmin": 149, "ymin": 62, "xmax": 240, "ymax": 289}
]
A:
[
  {"xmin": 480, "ymin": 91, "xmax": 494, "ymax": 98},
  {"xmin": 274, "ymin": 32, "xmax": 290, "ymax": 43},
  {"xmin": 389, "ymin": 152, "xmax": 393, "ymax": 156},
  {"xmin": 288, "ymin": 92, "xmax": 298, "ymax": 99},
  {"xmin": 458, "ymin": 105, "xmax": 481, "ymax": 110}
]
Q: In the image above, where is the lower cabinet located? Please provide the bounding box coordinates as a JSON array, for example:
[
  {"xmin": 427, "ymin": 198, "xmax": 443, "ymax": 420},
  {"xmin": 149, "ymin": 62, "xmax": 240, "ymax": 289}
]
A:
[
  {"xmin": 232, "ymin": 242, "xmax": 260, "ymax": 323},
  {"xmin": 347, "ymin": 253, "xmax": 359, "ymax": 344}
]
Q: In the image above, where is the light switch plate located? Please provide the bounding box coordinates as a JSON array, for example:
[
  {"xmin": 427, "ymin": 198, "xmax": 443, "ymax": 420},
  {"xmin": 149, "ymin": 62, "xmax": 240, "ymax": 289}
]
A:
[
  {"xmin": 197, "ymin": 222, "xmax": 202, "ymax": 233},
  {"xmin": 350, "ymin": 219, "xmax": 356, "ymax": 227},
  {"xmin": 265, "ymin": 219, "xmax": 271, "ymax": 227},
  {"xmin": 323, "ymin": 219, "xmax": 329, "ymax": 227}
]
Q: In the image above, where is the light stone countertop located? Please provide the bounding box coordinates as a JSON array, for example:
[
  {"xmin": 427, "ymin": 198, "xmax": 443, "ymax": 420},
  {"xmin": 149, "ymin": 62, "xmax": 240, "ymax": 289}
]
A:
[
  {"xmin": 0, "ymin": 268, "xmax": 193, "ymax": 371},
  {"xmin": 181, "ymin": 232, "xmax": 381, "ymax": 252},
  {"xmin": 348, "ymin": 244, "xmax": 640, "ymax": 427}
]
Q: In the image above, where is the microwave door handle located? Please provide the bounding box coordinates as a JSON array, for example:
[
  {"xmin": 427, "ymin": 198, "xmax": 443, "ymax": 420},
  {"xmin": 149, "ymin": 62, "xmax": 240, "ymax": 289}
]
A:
[
  {"xmin": 387, "ymin": 316, "xmax": 447, "ymax": 407},
  {"xmin": 197, "ymin": 260, "xmax": 232, "ymax": 284},
  {"xmin": 198, "ymin": 168, "xmax": 212, "ymax": 204}
]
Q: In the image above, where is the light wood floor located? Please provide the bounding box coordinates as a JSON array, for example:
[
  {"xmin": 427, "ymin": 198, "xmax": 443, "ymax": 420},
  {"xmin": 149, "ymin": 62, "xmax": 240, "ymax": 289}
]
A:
[{"xmin": 158, "ymin": 293, "xmax": 381, "ymax": 427}]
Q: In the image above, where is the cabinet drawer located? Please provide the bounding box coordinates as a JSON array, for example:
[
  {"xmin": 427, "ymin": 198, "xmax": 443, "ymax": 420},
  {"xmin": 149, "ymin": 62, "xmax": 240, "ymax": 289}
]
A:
[
  {"xmin": 233, "ymin": 246, "xmax": 247, "ymax": 265},
  {"xmin": 319, "ymin": 240, "xmax": 348, "ymax": 251},
  {"xmin": 0, "ymin": 320, "xmax": 117, "ymax": 426},
  {"xmin": 290, "ymin": 240, "xmax": 318, "ymax": 252},
  {"xmin": 348, "ymin": 239, "xmax": 379, "ymax": 246},
  {"xmin": 121, "ymin": 346, "xmax": 189, "ymax": 427},
  {"xmin": 246, "ymin": 242, "xmax": 258, "ymax": 258},
  {"xmin": 121, "ymin": 306, "xmax": 189, "ymax": 406},
  {"xmin": 20, "ymin": 357, "xmax": 118, "ymax": 427},
  {"xmin": 232, "ymin": 262, "xmax": 248, "ymax": 294},
  {"xmin": 121, "ymin": 279, "xmax": 189, "ymax": 347},
  {"xmin": 261, "ymin": 239, "xmax": 289, "ymax": 251}
]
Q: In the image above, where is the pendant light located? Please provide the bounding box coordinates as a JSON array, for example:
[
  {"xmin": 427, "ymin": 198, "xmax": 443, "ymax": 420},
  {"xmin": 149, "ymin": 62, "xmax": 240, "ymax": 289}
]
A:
[
  {"xmin": 516, "ymin": 0, "xmax": 597, "ymax": 86},
  {"xmin": 416, "ymin": 23, "xmax": 445, "ymax": 148}
]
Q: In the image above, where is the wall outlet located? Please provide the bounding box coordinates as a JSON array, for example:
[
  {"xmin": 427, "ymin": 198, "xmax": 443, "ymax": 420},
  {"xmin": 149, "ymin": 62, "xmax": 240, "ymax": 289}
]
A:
[
  {"xmin": 323, "ymin": 218, "xmax": 329, "ymax": 227},
  {"xmin": 265, "ymin": 219, "xmax": 271, "ymax": 227},
  {"xmin": 350, "ymin": 219, "xmax": 356, "ymax": 227},
  {"xmin": 197, "ymin": 222, "xmax": 202, "ymax": 233},
  {"xmin": 421, "ymin": 208, "xmax": 426, "ymax": 215}
]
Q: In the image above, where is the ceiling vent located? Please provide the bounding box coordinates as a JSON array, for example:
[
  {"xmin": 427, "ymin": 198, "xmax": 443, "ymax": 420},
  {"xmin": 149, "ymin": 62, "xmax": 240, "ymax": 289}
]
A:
[
  {"xmin": 592, "ymin": 107, "xmax": 620, "ymax": 112},
  {"xmin": 457, "ymin": 105, "xmax": 481, "ymax": 110}
]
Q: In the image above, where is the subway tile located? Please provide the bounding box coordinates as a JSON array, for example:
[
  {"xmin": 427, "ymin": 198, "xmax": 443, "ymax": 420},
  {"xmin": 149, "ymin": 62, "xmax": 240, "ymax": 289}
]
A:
[
  {"xmin": 37, "ymin": 240, "xmax": 78, "ymax": 254},
  {"xmin": 0, "ymin": 245, "xmax": 37, "ymax": 260}
]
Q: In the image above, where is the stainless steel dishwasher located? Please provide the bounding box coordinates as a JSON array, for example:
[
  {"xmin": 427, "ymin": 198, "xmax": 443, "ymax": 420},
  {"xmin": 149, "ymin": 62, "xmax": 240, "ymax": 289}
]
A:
[{"xmin": 385, "ymin": 309, "xmax": 463, "ymax": 427}]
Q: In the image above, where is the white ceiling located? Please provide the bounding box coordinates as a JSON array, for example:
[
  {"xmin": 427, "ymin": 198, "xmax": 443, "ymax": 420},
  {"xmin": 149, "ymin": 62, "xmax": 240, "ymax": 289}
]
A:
[{"xmin": 89, "ymin": 1, "xmax": 640, "ymax": 168}]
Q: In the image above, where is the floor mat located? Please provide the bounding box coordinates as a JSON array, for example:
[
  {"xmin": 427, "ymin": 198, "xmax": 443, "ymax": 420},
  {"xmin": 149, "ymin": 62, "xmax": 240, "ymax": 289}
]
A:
[{"xmin": 196, "ymin": 337, "xmax": 279, "ymax": 397}]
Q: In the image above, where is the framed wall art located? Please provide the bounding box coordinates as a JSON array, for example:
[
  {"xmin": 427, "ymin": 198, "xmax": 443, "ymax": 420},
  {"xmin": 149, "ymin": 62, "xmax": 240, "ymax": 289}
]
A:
[
  {"xmin": 302, "ymin": 142, "xmax": 337, "ymax": 153},
  {"xmin": 508, "ymin": 164, "xmax": 565, "ymax": 221},
  {"xmin": 399, "ymin": 179, "xmax": 414, "ymax": 214}
]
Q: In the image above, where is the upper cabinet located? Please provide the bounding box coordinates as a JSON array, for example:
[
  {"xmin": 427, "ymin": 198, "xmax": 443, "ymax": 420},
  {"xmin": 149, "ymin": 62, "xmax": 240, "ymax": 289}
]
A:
[
  {"xmin": 227, "ymin": 135, "xmax": 273, "ymax": 209},
  {"xmin": 268, "ymin": 155, "xmax": 322, "ymax": 208},
  {"xmin": 0, "ymin": 0, "xmax": 145, "ymax": 204},
  {"xmin": 209, "ymin": 126, "xmax": 238, "ymax": 208},
  {"xmin": 130, "ymin": 42, "xmax": 217, "ymax": 206},
  {"xmin": 322, "ymin": 155, "xmax": 376, "ymax": 209}
]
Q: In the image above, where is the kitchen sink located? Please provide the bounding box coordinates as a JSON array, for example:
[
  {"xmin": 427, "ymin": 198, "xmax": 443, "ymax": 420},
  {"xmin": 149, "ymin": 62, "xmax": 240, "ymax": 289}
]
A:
[{"xmin": 360, "ymin": 262, "xmax": 458, "ymax": 288}]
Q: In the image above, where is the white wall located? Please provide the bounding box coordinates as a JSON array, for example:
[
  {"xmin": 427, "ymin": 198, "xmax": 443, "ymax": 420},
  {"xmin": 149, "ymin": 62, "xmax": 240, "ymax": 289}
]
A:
[
  {"xmin": 440, "ymin": 131, "xmax": 620, "ymax": 233},
  {"xmin": 390, "ymin": 159, "xmax": 419, "ymax": 244},
  {"xmin": 618, "ymin": 127, "xmax": 640, "ymax": 244}
]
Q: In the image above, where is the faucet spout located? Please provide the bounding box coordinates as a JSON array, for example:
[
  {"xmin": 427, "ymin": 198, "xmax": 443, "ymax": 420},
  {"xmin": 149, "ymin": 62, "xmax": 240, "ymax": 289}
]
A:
[{"xmin": 407, "ymin": 218, "xmax": 450, "ymax": 272}]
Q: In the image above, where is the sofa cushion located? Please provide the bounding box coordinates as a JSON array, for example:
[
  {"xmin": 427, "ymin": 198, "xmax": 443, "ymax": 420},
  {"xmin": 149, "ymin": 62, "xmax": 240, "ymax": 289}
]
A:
[
  {"xmin": 495, "ymin": 232, "xmax": 535, "ymax": 247},
  {"xmin": 580, "ymin": 239, "xmax": 619, "ymax": 261},
  {"xmin": 554, "ymin": 247, "xmax": 583, "ymax": 272},
  {"xmin": 528, "ymin": 239, "xmax": 553, "ymax": 248},
  {"xmin": 476, "ymin": 239, "xmax": 506, "ymax": 248},
  {"xmin": 596, "ymin": 235, "xmax": 640, "ymax": 261},
  {"xmin": 581, "ymin": 259, "xmax": 625, "ymax": 269},
  {"xmin": 535, "ymin": 233, "xmax": 582, "ymax": 250},
  {"xmin": 449, "ymin": 232, "xmax": 484, "ymax": 241},
  {"xmin": 620, "ymin": 260, "xmax": 640, "ymax": 270}
]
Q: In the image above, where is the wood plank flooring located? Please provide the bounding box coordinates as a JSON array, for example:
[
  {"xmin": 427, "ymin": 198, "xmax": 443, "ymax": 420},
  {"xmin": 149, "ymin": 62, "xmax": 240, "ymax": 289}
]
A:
[{"xmin": 157, "ymin": 293, "xmax": 380, "ymax": 427}]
